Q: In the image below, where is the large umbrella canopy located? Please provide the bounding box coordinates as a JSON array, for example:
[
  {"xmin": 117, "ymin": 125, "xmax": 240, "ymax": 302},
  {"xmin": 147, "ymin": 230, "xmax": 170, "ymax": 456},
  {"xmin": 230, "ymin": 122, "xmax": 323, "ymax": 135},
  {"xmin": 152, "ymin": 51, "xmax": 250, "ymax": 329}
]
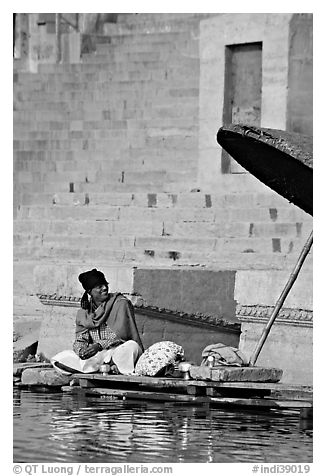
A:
[{"xmin": 216, "ymin": 124, "xmax": 313, "ymax": 216}]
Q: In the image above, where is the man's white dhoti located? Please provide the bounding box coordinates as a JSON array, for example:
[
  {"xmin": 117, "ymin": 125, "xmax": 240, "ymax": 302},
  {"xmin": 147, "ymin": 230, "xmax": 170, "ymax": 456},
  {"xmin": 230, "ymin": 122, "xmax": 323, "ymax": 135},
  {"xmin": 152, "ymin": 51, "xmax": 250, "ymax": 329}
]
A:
[{"xmin": 51, "ymin": 340, "xmax": 142, "ymax": 375}]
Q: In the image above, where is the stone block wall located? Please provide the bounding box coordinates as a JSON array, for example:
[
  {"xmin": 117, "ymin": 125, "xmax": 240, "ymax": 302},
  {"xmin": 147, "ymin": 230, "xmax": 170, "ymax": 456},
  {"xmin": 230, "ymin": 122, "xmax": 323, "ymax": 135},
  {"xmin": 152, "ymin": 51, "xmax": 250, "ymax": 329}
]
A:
[
  {"xmin": 287, "ymin": 14, "xmax": 313, "ymax": 135},
  {"xmin": 239, "ymin": 319, "xmax": 312, "ymax": 385},
  {"xmin": 133, "ymin": 268, "xmax": 237, "ymax": 323},
  {"xmin": 198, "ymin": 12, "xmax": 306, "ymax": 190},
  {"xmin": 37, "ymin": 300, "xmax": 240, "ymax": 364},
  {"xmin": 14, "ymin": 14, "xmax": 313, "ymax": 382}
]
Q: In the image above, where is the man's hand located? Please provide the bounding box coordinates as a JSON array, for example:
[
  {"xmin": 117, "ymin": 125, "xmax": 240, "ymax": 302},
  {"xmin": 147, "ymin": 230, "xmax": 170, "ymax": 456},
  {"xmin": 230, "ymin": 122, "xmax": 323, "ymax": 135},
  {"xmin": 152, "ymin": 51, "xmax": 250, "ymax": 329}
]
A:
[{"xmin": 80, "ymin": 343, "xmax": 102, "ymax": 360}]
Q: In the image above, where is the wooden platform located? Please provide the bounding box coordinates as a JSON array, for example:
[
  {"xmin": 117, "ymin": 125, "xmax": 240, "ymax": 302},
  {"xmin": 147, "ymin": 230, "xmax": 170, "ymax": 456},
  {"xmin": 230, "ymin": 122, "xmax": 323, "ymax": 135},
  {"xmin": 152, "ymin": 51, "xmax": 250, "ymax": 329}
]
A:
[{"xmin": 68, "ymin": 372, "xmax": 312, "ymax": 412}]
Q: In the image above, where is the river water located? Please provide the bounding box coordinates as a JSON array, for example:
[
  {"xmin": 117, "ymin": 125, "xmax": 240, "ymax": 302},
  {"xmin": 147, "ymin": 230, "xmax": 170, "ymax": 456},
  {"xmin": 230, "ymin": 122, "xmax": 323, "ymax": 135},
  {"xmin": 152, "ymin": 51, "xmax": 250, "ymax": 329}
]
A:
[{"xmin": 13, "ymin": 388, "xmax": 312, "ymax": 463}]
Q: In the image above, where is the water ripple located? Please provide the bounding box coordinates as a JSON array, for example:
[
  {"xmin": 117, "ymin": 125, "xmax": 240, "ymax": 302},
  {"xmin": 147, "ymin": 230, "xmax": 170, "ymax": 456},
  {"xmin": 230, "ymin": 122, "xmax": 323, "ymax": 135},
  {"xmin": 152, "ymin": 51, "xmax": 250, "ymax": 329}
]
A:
[{"xmin": 13, "ymin": 388, "xmax": 312, "ymax": 463}]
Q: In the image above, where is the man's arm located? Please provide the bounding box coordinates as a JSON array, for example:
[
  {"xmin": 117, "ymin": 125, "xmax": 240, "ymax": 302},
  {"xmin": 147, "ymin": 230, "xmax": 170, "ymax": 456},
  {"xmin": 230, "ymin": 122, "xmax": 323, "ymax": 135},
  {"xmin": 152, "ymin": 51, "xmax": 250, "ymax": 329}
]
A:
[
  {"xmin": 96, "ymin": 327, "xmax": 124, "ymax": 351},
  {"xmin": 73, "ymin": 330, "xmax": 91, "ymax": 358}
]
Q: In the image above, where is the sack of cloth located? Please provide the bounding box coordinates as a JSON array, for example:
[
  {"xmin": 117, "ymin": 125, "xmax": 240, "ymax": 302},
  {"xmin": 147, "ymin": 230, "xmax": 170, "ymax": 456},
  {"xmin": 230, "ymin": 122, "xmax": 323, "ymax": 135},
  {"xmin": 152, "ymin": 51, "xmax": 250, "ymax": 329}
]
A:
[{"xmin": 201, "ymin": 343, "xmax": 249, "ymax": 367}]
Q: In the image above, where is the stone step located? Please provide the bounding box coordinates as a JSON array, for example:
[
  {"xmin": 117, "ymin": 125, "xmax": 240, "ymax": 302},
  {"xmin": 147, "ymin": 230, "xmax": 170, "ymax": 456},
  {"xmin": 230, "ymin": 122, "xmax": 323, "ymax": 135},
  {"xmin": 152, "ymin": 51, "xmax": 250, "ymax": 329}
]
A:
[
  {"xmin": 15, "ymin": 86, "xmax": 200, "ymax": 105},
  {"xmin": 14, "ymin": 171, "xmax": 312, "ymax": 197},
  {"xmin": 14, "ymin": 98, "xmax": 198, "ymax": 117},
  {"xmin": 14, "ymin": 106, "xmax": 199, "ymax": 123},
  {"xmin": 13, "ymin": 244, "xmax": 313, "ymax": 277},
  {"xmin": 14, "ymin": 253, "xmax": 313, "ymax": 300},
  {"xmin": 13, "ymin": 129, "xmax": 198, "ymax": 150},
  {"xmin": 95, "ymin": 38, "xmax": 198, "ymax": 56},
  {"xmin": 14, "ymin": 171, "xmax": 196, "ymax": 192},
  {"xmin": 13, "ymin": 215, "xmax": 312, "ymax": 243},
  {"xmin": 13, "ymin": 129, "xmax": 198, "ymax": 145},
  {"xmin": 14, "ymin": 119, "xmax": 199, "ymax": 137},
  {"xmin": 14, "ymin": 158, "xmax": 198, "ymax": 176},
  {"xmin": 15, "ymin": 198, "xmax": 311, "ymax": 220},
  {"xmin": 13, "ymin": 145, "xmax": 198, "ymax": 162},
  {"xmin": 14, "ymin": 226, "xmax": 312, "ymax": 257},
  {"xmin": 116, "ymin": 13, "xmax": 210, "ymax": 24},
  {"xmin": 15, "ymin": 71, "xmax": 199, "ymax": 90},
  {"xmin": 15, "ymin": 181, "xmax": 199, "ymax": 194},
  {"xmin": 14, "ymin": 145, "xmax": 198, "ymax": 160},
  {"xmin": 14, "ymin": 221, "xmax": 312, "ymax": 252},
  {"xmin": 14, "ymin": 191, "xmax": 314, "ymax": 216},
  {"xmin": 37, "ymin": 59, "xmax": 200, "ymax": 77},
  {"xmin": 102, "ymin": 21, "xmax": 200, "ymax": 37},
  {"xmin": 16, "ymin": 71, "xmax": 200, "ymax": 93},
  {"xmin": 81, "ymin": 50, "xmax": 200, "ymax": 64}
]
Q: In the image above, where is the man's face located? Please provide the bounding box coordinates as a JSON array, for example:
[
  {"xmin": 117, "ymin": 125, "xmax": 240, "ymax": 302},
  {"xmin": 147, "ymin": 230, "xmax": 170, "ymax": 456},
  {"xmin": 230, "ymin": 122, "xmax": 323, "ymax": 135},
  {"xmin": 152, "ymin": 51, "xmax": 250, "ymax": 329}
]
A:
[{"xmin": 90, "ymin": 283, "xmax": 109, "ymax": 303}]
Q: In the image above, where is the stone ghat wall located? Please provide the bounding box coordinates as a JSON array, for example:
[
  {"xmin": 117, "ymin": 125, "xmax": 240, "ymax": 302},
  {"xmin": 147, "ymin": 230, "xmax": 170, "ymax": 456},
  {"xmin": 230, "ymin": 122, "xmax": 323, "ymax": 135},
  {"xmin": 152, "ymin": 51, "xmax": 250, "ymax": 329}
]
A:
[
  {"xmin": 36, "ymin": 298, "xmax": 241, "ymax": 365},
  {"xmin": 14, "ymin": 13, "xmax": 312, "ymax": 324},
  {"xmin": 16, "ymin": 293, "xmax": 312, "ymax": 384}
]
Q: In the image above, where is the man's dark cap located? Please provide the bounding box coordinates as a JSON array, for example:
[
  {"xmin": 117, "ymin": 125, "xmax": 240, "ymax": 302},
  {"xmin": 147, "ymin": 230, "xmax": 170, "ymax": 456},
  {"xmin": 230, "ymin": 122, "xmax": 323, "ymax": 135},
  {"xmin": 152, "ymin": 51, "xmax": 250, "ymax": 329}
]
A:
[{"xmin": 78, "ymin": 268, "xmax": 108, "ymax": 292}]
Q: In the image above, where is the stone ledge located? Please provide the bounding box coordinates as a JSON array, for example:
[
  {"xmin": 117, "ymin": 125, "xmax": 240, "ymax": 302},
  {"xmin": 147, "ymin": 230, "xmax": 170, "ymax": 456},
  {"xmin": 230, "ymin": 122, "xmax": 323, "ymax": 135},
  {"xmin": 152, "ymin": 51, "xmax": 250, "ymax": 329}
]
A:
[
  {"xmin": 38, "ymin": 293, "xmax": 241, "ymax": 332},
  {"xmin": 13, "ymin": 362, "xmax": 52, "ymax": 377},
  {"xmin": 236, "ymin": 304, "xmax": 312, "ymax": 327},
  {"xmin": 190, "ymin": 365, "xmax": 283, "ymax": 382},
  {"xmin": 20, "ymin": 368, "xmax": 72, "ymax": 386}
]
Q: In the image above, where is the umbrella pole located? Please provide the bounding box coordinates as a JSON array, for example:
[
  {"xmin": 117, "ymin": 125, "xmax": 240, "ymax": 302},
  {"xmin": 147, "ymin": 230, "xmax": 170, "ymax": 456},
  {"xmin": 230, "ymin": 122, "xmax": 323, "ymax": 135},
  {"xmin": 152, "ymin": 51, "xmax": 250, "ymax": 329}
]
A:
[{"xmin": 249, "ymin": 230, "xmax": 313, "ymax": 367}]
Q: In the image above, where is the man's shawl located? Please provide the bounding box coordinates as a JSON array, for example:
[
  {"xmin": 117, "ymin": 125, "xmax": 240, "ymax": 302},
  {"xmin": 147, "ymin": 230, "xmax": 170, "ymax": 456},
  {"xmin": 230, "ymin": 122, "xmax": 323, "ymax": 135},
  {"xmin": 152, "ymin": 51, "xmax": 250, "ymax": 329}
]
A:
[{"xmin": 75, "ymin": 293, "xmax": 144, "ymax": 351}]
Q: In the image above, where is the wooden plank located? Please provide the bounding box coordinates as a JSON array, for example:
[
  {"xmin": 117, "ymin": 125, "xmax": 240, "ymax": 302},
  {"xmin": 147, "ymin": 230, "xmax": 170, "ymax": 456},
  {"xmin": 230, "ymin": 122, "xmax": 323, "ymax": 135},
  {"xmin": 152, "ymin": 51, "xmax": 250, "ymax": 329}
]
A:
[
  {"xmin": 186, "ymin": 385, "xmax": 207, "ymax": 396},
  {"xmin": 73, "ymin": 373, "xmax": 312, "ymax": 393},
  {"xmin": 210, "ymin": 397, "xmax": 312, "ymax": 409},
  {"xmin": 72, "ymin": 373, "xmax": 191, "ymax": 386},
  {"xmin": 73, "ymin": 373, "xmax": 312, "ymax": 401},
  {"xmin": 63, "ymin": 385, "xmax": 210, "ymax": 404},
  {"xmin": 269, "ymin": 390, "xmax": 312, "ymax": 402},
  {"xmin": 78, "ymin": 379, "xmax": 96, "ymax": 388},
  {"xmin": 62, "ymin": 386, "xmax": 76, "ymax": 393},
  {"xmin": 73, "ymin": 373, "xmax": 200, "ymax": 391},
  {"xmin": 206, "ymin": 386, "xmax": 311, "ymax": 401},
  {"xmin": 61, "ymin": 386, "xmax": 120, "ymax": 400},
  {"xmin": 206, "ymin": 382, "xmax": 312, "ymax": 392},
  {"xmin": 62, "ymin": 386, "xmax": 312, "ymax": 410}
]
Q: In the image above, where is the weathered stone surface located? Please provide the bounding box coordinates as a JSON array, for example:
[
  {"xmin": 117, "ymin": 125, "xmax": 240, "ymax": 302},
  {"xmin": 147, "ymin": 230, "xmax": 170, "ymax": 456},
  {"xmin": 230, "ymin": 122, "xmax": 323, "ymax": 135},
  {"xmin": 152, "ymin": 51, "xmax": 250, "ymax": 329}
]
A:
[
  {"xmin": 235, "ymin": 269, "xmax": 313, "ymax": 310},
  {"xmin": 190, "ymin": 365, "xmax": 283, "ymax": 382},
  {"xmin": 134, "ymin": 268, "xmax": 237, "ymax": 322},
  {"xmin": 21, "ymin": 368, "xmax": 71, "ymax": 386},
  {"xmin": 36, "ymin": 296, "xmax": 240, "ymax": 364},
  {"xmin": 13, "ymin": 362, "xmax": 52, "ymax": 377},
  {"xmin": 239, "ymin": 321, "xmax": 312, "ymax": 385},
  {"xmin": 37, "ymin": 306, "xmax": 76, "ymax": 360},
  {"xmin": 13, "ymin": 319, "xmax": 41, "ymax": 362},
  {"xmin": 189, "ymin": 365, "xmax": 212, "ymax": 380},
  {"xmin": 210, "ymin": 366, "xmax": 283, "ymax": 382},
  {"xmin": 13, "ymin": 343, "xmax": 38, "ymax": 363},
  {"xmin": 142, "ymin": 315, "xmax": 210, "ymax": 361},
  {"xmin": 14, "ymin": 13, "xmax": 312, "ymax": 389}
]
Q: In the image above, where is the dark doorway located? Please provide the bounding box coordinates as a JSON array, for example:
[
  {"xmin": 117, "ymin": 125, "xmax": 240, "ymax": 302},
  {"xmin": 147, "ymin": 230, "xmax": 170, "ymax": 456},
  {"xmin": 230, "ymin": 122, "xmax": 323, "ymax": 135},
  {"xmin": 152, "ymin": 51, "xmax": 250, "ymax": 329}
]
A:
[{"xmin": 222, "ymin": 42, "xmax": 263, "ymax": 174}]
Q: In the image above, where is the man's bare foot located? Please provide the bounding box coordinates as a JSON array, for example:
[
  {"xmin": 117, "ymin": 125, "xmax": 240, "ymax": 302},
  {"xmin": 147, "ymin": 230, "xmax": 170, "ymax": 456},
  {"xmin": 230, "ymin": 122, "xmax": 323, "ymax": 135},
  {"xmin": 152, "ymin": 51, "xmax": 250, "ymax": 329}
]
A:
[{"xmin": 110, "ymin": 364, "xmax": 120, "ymax": 374}]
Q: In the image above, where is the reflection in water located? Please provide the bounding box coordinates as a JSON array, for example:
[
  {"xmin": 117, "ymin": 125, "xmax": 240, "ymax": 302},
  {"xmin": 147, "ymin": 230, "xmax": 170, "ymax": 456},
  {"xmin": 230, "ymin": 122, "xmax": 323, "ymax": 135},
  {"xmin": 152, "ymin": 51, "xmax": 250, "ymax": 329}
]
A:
[{"xmin": 13, "ymin": 389, "xmax": 312, "ymax": 463}]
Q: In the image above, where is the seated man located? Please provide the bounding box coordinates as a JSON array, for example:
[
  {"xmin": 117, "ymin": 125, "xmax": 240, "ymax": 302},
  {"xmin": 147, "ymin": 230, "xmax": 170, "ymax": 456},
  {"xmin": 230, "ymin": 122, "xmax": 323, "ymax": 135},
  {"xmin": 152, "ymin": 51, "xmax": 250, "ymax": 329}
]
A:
[{"xmin": 52, "ymin": 268, "xmax": 144, "ymax": 375}]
